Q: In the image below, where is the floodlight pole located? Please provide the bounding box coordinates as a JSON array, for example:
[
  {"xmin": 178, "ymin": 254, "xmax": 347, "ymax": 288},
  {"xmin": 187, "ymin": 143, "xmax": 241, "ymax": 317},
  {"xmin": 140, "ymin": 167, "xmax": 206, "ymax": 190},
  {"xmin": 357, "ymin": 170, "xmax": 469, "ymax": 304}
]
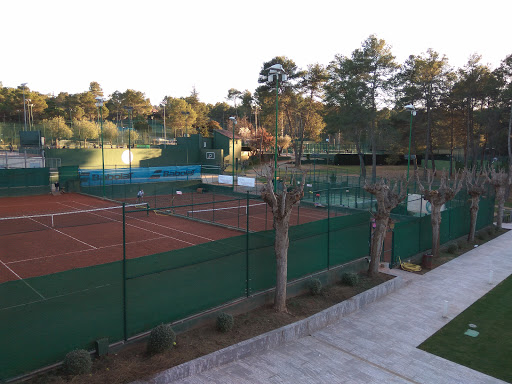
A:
[
  {"xmin": 274, "ymin": 74, "xmax": 279, "ymax": 192},
  {"xmin": 162, "ymin": 103, "xmax": 166, "ymax": 147},
  {"xmin": 124, "ymin": 106, "xmax": 134, "ymax": 183},
  {"xmin": 21, "ymin": 83, "xmax": 27, "ymax": 132},
  {"xmin": 405, "ymin": 105, "xmax": 416, "ymax": 180},
  {"xmin": 230, "ymin": 117, "xmax": 237, "ymax": 192},
  {"xmin": 267, "ymin": 64, "xmax": 287, "ymax": 192},
  {"xmin": 96, "ymin": 97, "xmax": 106, "ymax": 197}
]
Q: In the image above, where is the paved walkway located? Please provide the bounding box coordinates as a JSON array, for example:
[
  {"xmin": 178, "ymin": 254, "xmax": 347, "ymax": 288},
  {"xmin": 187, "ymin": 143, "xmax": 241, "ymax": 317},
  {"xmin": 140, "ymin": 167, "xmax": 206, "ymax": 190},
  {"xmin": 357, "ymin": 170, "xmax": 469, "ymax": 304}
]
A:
[{"xmin": 148, "ymin": 226, "xmax": 512, "ymax": 384}]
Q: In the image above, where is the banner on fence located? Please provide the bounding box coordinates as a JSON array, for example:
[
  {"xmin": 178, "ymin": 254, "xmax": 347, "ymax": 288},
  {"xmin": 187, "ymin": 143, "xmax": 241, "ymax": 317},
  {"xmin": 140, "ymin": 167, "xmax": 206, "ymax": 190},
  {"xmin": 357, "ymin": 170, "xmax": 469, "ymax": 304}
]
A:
[
  {"xmin": 218, "ymin": 175, "xmax": 233, "ymax": 185},
  {"xmin": 407, "ymin": 193, "xmax": 445, "ymax": 214},
  {"xmin": 237, "ymin": 176, "xmax": 255, "ymax": 187},
  {"xmin": 79, "ymin": 165, "xmax": 201, "ymax": 186}
]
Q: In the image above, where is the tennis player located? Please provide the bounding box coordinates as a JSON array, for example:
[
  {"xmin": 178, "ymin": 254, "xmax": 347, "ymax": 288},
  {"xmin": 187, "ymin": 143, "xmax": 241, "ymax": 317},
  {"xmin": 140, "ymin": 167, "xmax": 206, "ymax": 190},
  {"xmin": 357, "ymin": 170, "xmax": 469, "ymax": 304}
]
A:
[{"xmin": 137, "ymin": 189, "xmax": 144, "ymax": 203}]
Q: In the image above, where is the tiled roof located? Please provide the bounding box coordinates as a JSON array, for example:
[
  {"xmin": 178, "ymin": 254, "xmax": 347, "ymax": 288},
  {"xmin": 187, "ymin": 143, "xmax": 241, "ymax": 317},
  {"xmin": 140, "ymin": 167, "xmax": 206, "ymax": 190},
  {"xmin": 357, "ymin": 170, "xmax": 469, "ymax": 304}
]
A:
[{"xmin": 214, "ymin": 129, "xmax": 242, "ymax": 140}]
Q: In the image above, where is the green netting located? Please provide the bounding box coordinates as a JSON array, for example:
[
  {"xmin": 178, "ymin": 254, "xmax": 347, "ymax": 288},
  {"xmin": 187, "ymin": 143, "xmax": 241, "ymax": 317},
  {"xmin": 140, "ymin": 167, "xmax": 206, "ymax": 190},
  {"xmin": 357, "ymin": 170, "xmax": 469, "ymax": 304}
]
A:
[
  {"xmin": 126, "ymin": 251, "xmax": 246, "ymax": 337},
  {"xmin": 392, "ymin": 196, "xmax": 495, "ymax": 267},
  {"xmin": 0, "ymin": 168, "xmax": 50, "ymax": 196},
  {"xmin": 0, "ymin": 262, "xmax": 123, "ymax": 380},
  {"xmin": 58, "ymin": 165, "xmax": 80, "ymax": 191},
  {"xmin": 82, "ymin": 180, "xmax": 202, "ymax": 205}
]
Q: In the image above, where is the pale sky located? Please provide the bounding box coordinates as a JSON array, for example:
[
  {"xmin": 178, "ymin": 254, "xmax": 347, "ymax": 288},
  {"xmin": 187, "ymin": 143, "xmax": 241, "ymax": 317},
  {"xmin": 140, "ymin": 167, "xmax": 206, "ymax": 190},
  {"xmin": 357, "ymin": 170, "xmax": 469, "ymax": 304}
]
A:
[{"xmin": 1, "ymin": 0, "xmax": 511, "ymax": 106}]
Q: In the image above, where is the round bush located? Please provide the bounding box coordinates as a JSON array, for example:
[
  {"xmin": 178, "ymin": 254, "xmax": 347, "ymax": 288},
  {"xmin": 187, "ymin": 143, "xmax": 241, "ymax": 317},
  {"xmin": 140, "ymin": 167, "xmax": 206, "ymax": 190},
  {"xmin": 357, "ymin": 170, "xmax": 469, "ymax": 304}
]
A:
[
  {"xmin": 216, "ymin": 312, "xmax": 234, "ymax": 333},
  {"xmin": 447, "ymin": 244, "xmax": 458, "ymax": 254},
  {"xmin": 341, "ymin": 272, "xmax": 359, "ymax": 287},
  {"xmin": 147, "ymin": 324, "xmax": 176, "ymax": 355},
  {"xmin": 487, "ymin": 227, "xmax": 494, "ymax": 236},
  {"xmin": 457, "ymin": 240, "xmax": 466, "ymax": 249},
  {"xmin": 63, "ymin": 349, "xmax": 92, "ymax": 375},
  {"xmin": 308, "ymin": 278, "xmax": 322, "ymax": 295},
  {"xmin": 477, "ymin": 231, "xmax": 487, "ymax": 241}
]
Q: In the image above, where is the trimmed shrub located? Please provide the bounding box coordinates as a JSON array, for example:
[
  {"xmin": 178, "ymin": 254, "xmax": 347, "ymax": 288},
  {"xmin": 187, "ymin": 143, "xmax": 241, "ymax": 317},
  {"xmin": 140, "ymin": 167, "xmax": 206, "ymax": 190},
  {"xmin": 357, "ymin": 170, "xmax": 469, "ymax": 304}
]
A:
[
  {"xmin": 341, "ymin": 272, "xmax": 359, "ymax": 286},
  {"xmin": 487, "ymin": 227, "xmax": 494, "ymax": 236},
  {"xmin": 308, "ymin": 278, "xmax": 322, "ymax": 295},
  {"xmin": 477, "ymin": 231, "xmax": 487, "ymax": 241},
  {"xmin": 63, "ymin": 349, "xmax": 92, "ymax": 375},
  {"xmin": 447, "ymin": 244, "xmax": 458, "ymax": 254},
  {"xmin": 147, "ymin": 324, "xmax": 176, "ymax": 355},
  {"xmin": 457, "ymin": 239, "xmax": 466, "ymax": 249},
  {"xmin": 216, "ymin": 312, "xmax": 234, "ymax": 333}
]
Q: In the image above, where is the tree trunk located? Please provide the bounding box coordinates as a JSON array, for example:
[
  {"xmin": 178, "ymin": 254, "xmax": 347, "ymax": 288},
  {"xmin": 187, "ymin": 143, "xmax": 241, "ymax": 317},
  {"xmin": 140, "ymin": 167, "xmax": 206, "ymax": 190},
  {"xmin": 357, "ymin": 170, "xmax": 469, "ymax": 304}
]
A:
[
  {"xmin": 496, "ymin": 186, "xmax": 505, "ymax": 229},
  {"xmin": 508, "ymin": 104, "xmax": 512, "ymax": 169},
  {"xmin": 430, "ymin": 205, "xmax": 442, "ymax": 257},
  {"xmin": 468, "ymin": 195, "xmax": 480, "ymax": 242},
  {"xmin": 356, "ymin": 139, "xmax": 366, "ymax": 179},
  {"xmin": 274, "ymin": 218, "xmax": 289, "ymax": 312},
  {"xmin": 369, "ymin": 216, "xmax": 388, "ymax": 277},
  {"xmin": 371, "ymin": 121, "xmax": 377, "ymax": 182}
]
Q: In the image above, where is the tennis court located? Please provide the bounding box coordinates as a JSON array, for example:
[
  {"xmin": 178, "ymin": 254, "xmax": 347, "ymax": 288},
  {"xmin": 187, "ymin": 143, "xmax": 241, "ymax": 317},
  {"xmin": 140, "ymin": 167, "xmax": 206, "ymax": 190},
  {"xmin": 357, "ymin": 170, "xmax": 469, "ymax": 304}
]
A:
[
  {"xmin": 0, "ymin": 193, "xmax": 242, "ymax": 284},
  {"xmin": 0, "ymin": 191, "xmax": 342, "ymax": 284},
  {"xmin": 119, "ymin": 190, "xmax": 347, "ymax": 232}
]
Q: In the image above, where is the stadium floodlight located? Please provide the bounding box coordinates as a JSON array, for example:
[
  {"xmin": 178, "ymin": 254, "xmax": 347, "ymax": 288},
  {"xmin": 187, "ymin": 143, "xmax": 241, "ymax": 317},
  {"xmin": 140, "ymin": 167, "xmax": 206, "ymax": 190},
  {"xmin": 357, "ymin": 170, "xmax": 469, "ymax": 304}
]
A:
[
  {"xmin": 405, "ymin": 104, "xmax": 416, "ymax": 180},
  {"xmin": 229, "ymin": 117, "xmax": 237, "ymax": 191},
  {"xmin": 265, "ymin": 64, "xmax": 288, "ymax": 191},
  {"xmin": 123, "ymin": 106, "xmax": 134, "ymax": 183},
  {"xmin": 95, "ymin": 97, "xmax": 105, "ymax": 197},
  {"xmin": 21, "ymin": 83, "xmax": 28, "ymax": 131}
]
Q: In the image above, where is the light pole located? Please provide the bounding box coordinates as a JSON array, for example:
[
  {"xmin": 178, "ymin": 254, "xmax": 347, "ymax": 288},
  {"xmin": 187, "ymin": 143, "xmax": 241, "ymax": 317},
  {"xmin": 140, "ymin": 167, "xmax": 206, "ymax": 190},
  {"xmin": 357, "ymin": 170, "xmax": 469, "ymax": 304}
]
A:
[
  {"xmin": 404, "ymin": 104, "xmax": 416, "ymax": 180},
  {"xmin": 161, "ymin": 102, "xmax": 166, "ymax": 147},
  {"xmin": 229, "ymin": 116, "xmax": 237, "ymax": 191},
  {"xmin": 266, "ymin": 64, "xmax": 287, "ymax": 191},
  {"xmin": 95, "ymin": 97, "xmax": 106, "ymax": 197},
  {"xmin": 123, "ymin": 106, "xmax": 133, "ymax": 183},
  {"xmin": 21, "ymin": 83, "xmax": 27, "ymax": 131},
  {"xmin": 181, "ymin": 111, "xmax": 190, "ymax": 164}
]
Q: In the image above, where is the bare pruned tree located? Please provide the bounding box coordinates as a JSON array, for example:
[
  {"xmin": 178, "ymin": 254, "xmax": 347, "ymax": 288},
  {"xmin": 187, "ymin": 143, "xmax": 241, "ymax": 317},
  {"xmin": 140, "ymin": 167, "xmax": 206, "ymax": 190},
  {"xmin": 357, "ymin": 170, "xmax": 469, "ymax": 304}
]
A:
[
  {"xmin": 364, "ymin": 176, "xmax": 408, "ymax": 277},
  {"xmin": 487, "ymin": 168, "xmax": 511, "ymax": 229},
  {"xmin": 417, "ymin": 170, "xmax": 465, "ymax": 257},
  {"xmin": 465, "ymin": 167, "xmax": 488, "ymax": 242},
  {"xmin": 260, "ymin": 165, "xmax": 306, "ymax": 312}
]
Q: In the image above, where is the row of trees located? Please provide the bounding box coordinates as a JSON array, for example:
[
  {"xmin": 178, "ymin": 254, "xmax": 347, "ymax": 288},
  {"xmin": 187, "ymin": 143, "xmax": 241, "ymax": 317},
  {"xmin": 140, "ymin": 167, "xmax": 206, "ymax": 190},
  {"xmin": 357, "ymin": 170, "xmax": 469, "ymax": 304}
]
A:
[{"xmin": 1, "ymin": 35, "xmax": 511, "ymax": 171}]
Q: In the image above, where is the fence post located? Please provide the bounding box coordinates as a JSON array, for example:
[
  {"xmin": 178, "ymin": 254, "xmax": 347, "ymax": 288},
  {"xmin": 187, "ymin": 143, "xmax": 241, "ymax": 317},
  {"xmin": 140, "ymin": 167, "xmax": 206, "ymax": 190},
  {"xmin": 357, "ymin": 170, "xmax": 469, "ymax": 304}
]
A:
[
  {"xmin": 246, "ymin": 191, "xmax": 250, "ymax": 297},
  {"xmin": 122, "ymin": 203, "xmax": 127, "ymax": 341},
  {"xmin": 327, "ymin": 184, "xmax": 330, "ymax": 270}
]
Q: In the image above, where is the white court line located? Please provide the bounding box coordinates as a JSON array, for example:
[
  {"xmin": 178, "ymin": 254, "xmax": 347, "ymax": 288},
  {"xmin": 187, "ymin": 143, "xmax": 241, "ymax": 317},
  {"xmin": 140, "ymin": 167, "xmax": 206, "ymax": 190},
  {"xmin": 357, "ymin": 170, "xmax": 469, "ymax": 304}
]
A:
[
  {"xmin": 26, "ymin": 216, "xmax": 97, "ymax": 250},
  {"xmin": 0, "ymin": 283, "xmax": 112, "ymax": 311},
  {"xmin": 0, "ymin": 259, "xmax": 45, "ymax": 299},
  {"xmin": 63, "ymin": 201, "xmax": 216, "ymax": 242},
  {"xmin": 58, "ymin": 202, "xmax": 199, "ymax": 246},
  {"xmin": 6, "ymin": 236, "xmax": 168, "ymax": 265}
]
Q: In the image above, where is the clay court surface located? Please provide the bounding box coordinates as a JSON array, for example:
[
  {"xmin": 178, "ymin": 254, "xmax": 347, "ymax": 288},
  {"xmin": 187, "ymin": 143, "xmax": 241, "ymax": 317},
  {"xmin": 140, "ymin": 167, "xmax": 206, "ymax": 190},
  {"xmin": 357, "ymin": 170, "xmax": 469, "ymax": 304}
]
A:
[{"xmin": 0, "ymin": 192, "xmax": 333, "ymax": 284}]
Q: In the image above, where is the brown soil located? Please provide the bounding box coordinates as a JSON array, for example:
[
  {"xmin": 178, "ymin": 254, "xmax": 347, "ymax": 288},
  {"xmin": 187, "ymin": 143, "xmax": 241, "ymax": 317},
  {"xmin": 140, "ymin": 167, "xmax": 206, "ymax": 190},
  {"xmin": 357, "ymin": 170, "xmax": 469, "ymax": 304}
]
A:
[{"xmin": 25, "ymin": 273, "xmax": 393, "ymax": 384}]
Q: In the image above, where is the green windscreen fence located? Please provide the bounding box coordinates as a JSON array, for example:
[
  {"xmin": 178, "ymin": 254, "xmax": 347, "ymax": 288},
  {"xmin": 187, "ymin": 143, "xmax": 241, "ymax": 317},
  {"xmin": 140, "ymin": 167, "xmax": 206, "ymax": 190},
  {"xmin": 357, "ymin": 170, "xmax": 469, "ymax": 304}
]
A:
[
  {"xmin": 58, "ymin": 165, "xmax": 80, "ymax": 192},
  {"xmin": 0, "ymin": 168, "xmax": 50, "ymax": 196},
  {"xmin": 0, "ymin": 188, "xmax": 496, "ymax": 380},
  {"xmin": 392, "ymin": 197, "xmax": 495, "ymax": 267},
  {"xmin": 0, "ymin": 262, "xmax": 123, "ymax": 380}
]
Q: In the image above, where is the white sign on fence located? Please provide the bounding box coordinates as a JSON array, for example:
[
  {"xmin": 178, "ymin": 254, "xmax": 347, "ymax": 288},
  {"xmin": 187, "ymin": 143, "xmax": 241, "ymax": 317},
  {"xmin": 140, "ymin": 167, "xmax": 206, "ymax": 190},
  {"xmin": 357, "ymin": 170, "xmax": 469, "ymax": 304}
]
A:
[
  {"xmin": 407, "ymin": 194, "xmax": 445, "ymax": 214},
  {"xmin": 218, "ymin": 175, "xmax": 233, "ymax": 185},
  {"xmin": 237, "ymin": 177, "xmax": 255, "ymax": 187}
]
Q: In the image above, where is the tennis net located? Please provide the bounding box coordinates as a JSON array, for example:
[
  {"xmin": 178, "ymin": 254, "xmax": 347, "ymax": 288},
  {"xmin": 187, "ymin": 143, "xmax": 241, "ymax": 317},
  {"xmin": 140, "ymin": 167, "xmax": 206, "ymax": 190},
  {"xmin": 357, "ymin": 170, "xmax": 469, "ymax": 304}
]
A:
[
  {"xmin": 185, "ymin": 202, "xmax": 267, "ymax": 222},
  {"xmin": 0, "ymin": 203, "xmax": 147, "ymax": 237}
]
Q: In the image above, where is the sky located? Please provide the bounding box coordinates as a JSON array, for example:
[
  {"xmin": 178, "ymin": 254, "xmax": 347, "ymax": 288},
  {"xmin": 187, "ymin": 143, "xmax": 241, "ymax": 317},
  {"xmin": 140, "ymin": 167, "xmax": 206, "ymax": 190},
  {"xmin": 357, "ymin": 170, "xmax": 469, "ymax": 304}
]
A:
[{"xmin": 1, "ymin": 0, "xmax": 511, "ymax": 106}]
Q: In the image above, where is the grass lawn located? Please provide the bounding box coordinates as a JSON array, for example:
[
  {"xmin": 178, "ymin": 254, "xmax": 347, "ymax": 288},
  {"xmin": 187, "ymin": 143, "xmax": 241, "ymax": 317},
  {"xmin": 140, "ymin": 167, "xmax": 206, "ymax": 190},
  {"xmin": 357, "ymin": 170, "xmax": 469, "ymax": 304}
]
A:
[{"xmin": 419, "ymin": 274, "xmax": 512, "ymax": 383}]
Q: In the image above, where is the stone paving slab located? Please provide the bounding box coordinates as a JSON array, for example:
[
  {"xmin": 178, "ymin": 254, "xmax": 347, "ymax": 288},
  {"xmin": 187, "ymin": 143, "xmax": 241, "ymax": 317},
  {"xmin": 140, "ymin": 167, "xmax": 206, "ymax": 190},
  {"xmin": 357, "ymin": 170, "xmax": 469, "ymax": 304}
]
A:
[{"xmin": 137, "ymin": 229, "xmax": 512, "ymax": 384}]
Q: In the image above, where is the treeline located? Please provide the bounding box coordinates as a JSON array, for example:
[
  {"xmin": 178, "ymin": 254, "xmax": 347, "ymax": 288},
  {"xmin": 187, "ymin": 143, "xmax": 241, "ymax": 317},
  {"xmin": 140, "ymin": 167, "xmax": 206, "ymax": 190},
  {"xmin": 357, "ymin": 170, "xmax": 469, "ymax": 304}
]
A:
[{"xmin": 1, "ymin": 34, "xmax": 511, "ymax": 173}]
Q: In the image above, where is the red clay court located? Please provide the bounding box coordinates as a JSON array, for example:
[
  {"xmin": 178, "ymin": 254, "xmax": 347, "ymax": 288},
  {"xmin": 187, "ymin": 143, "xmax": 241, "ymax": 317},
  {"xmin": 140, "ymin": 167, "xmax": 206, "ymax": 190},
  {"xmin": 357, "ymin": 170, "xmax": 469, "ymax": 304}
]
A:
[{"xmin": 0, "ymin": 192, "xmax": 334, "ymax": 284}]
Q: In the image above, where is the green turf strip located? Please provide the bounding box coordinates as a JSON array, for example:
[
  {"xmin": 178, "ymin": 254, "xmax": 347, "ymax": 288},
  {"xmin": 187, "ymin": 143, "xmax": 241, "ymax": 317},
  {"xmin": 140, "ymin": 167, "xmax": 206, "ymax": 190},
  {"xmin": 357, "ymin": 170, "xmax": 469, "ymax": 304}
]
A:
[{"xmin": 419, "ymin": 274, "xmax": 512, "ymax": 383}]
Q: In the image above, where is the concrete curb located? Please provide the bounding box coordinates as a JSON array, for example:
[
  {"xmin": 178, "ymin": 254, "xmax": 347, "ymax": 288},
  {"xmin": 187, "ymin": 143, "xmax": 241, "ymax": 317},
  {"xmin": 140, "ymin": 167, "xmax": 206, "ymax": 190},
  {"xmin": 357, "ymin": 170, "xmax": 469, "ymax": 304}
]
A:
[{"xmin": 134, "ymin": 275, "xmax": 404, "ymax": 384}]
